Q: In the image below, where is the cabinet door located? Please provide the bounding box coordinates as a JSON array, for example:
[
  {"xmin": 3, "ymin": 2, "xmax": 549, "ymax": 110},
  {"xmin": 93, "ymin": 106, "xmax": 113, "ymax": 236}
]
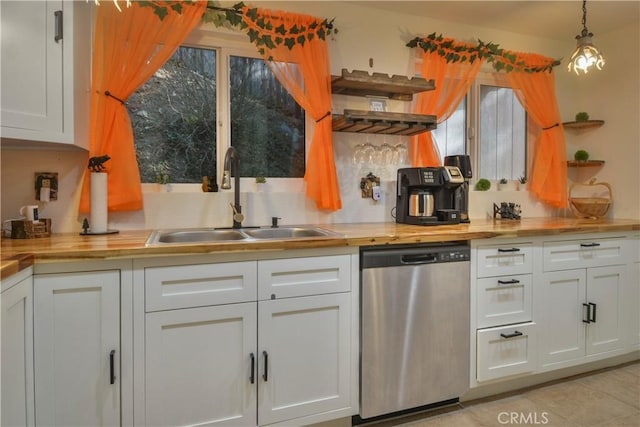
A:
[
  {"xmin": 476, "ymin": 274, "xmax": 532, "ymax": 328},
  {"xmin": 476, "ymin": 322, "xmax": 537, "ymax": 382},
  {"xmin": 631, "ymin": 261, "xmax": 640, "ymax": 347},
  {"xmin": 145, "ymin": 303, "xmax": 257, "ymax": 427},
  {"xmin": 0, "ymin": 0, "xmax": 63, "ymax": 134},
  {"xmin": 34, "ymin": 271, "xmax": 120, "ymax": 427},
  {"xmin": 539, "ymin": 270, "xmax": 586, "ymax": 367},
  {"xmin": 1, "ymin": 275, "xmax": 35, "ymax": 427},
  {"xmin": 586, "ymin": 265, "xmax": 625, "ymax": 355},
  {"xmin": 258, "ymin": 293, "xmax": 351, "ymax": 425}
]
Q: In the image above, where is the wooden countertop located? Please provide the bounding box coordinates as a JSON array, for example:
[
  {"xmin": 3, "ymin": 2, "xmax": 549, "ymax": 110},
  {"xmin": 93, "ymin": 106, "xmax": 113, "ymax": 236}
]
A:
[{"xmin": 1, "ymin": 218, "xmax": 638, "ymax": 278}]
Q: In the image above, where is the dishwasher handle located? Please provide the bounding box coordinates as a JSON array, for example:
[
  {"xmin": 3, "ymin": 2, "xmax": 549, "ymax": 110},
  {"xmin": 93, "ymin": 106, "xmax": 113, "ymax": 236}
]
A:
[{"xmin": 401, "ymin": 254, "xmax": 437, "ymax": 264}]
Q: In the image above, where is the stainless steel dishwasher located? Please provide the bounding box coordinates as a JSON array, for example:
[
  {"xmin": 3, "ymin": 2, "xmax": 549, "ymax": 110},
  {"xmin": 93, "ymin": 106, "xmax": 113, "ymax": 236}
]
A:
[{"xmin": 359, "ymin": 242, "xmax": 470, "ymax": 421}]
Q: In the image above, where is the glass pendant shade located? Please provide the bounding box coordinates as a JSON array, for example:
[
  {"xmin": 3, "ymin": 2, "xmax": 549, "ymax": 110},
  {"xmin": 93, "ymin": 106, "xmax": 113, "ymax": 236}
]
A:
[{"xmin": 567, "ymin": 34, "xmax": 605, "ymax": 74}]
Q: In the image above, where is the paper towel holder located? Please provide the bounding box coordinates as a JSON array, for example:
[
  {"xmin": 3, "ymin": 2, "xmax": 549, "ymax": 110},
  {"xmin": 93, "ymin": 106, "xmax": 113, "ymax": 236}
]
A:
[
  {"xmin": 79, "ymin": 217, "xmax": 120, "ymax": 236},
  {"xmin": 80, "ymin": 156, "xmax": 120, "ymax": 236}
]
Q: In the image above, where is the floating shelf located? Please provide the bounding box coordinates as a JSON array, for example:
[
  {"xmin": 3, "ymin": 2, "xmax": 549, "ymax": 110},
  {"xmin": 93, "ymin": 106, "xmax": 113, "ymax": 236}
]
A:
[
  {"xmin": 563, "ymin": 120, "xmax": 605, "ymax": 129},
  {"xmin": 332, "ymin": 110, "xmax": 437, "ymax": 136},
  {"xmin": 331, "ymin": 69, "xmax": 435, "ymax": 101},
  {"xmin": 567, "ymin": 160, "xmax": 605, "ymax": 168}
]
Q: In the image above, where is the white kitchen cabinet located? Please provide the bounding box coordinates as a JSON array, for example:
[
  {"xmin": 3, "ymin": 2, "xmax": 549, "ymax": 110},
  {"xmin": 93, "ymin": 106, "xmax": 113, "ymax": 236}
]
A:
[
  {"xmin": 0, "ymin": 0, "xmax": 90, "ymax": 147},
  {"xmin": 476, "ymin": 322, "xmax": 537, "ymax": 382},
  {"xmin": 145, "ymin": 302, "xmax": 257, "ymax": 427},
  {"xmin": 258, "ymin": 293, "xmax": 351, "ymax": 425},
  {"xmin": 1, "ymin": 268, "xmax": 35, "ymax": 427},
  {"xmin": 136, "ymin": 251, "xmax": 357, "ymax": 427},
  {"xmin": 34, "ymin": 270, "xmax": 120, "ymax": 426},
  {"xmin": 539, "ymin": 265, "xmax": 626, "ymax": 368},
  {"xmin": 628, "ymin": 234, "xmax": 640, "ymax": 349}
]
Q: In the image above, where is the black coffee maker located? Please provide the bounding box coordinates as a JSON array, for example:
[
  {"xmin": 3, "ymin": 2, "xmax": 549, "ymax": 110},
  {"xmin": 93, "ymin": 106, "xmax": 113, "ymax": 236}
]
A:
[
  {"xmin": 444, "ymin": 155, "xmax": 472, "ymax": 223},
  {"xmin": 396, "ymin": 166, "xmax": 464, "ymax": 225}
]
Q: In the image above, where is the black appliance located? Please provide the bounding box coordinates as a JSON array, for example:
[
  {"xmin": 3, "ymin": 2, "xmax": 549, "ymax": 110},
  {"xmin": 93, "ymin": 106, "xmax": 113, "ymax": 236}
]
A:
[
  {"xmin": 396, "ymin": 167, "xmax": 464, "ymax": 225},
  {"xmin": 444, "ymin": 155, "xmax": 472, "ymax": 223}
]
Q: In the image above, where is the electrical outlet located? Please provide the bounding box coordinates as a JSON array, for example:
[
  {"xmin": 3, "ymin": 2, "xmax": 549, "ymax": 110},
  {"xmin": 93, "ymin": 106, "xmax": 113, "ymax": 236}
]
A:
[{"xmin": 35, "ymin": 172, "xmax": 58, "ymax": 201}]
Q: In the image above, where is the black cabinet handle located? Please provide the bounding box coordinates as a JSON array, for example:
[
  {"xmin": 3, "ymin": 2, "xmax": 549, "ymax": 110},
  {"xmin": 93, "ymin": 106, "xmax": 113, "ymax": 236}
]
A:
[
  {"xmin": 249, "ymin": 353, "xmax": 255, "ymax": 384},
  {"xmin": 580, "ymin": 242, "xmax": 601, "ymax": 248},
  {"xmin": 498, "ymin": 248, "xmax": 521, "ymax": 253},
  {"xmin": 583, "ymin": 303, "xmax": 591, "ymax": 323},
  {"xmin": 497, "ymin": 279, "xmax": 521, "ymax": 285},
  {"xmin": 500, "ymin": 331, "xmax": 523, "ymax": 339},
  {"xmin": 589, "ymin": 302, "xmax": 597, "ymax": 323},
  {"xmin": 262, "ymin": 351, "xmax": 269, "ymax": 382},
  {"xmin": 109, "ymin": 350, "xmax": 116, "ymax": 385},
  {"xmin": 54, "ymin": 10, "xmax": 63, "ymax": 42}
]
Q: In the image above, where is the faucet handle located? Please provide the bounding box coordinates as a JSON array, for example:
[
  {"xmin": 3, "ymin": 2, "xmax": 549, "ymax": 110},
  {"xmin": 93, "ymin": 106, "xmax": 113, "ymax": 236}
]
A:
[
  {"xmin": 271, "ymin": 217, "xmax": 282, "ymax": 228},
  {"xmin": 229, "ymin": 203, "xmax": 244, "ymax": 224}
]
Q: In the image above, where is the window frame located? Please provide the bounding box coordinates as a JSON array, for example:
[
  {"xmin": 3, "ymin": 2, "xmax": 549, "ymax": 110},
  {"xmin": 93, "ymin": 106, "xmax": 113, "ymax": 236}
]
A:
[{"xmin": 140, "ymin": 24, "xmax": 310, "ymax": 193}]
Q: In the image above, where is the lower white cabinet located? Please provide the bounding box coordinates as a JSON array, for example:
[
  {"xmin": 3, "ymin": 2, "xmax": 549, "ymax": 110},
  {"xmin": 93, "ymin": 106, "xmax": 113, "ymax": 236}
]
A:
[
  {"xmin": 137, "ymin": 252, "xmax": 357, "ymax": 427},
  {"xmin": 145, "ymin": 302, "xmax": 257, "ymax": 426},
  {"xmin": 539, "ymin": 265, "xmax": 625, "ymax": 368},
  {"xmin": 1, "ymin": 269, "xmax": 35, "ymax": 427},
  {"xmin": 476, "ymin": 322, "xmax": 537, "ymax": 382},
  {"xmin": 34, "ymin": 270, "xmax": 121, "ymax": 426}
]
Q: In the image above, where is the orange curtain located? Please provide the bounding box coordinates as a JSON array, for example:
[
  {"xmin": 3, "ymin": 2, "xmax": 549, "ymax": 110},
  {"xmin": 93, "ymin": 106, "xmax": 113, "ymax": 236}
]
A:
[
  {"xmin": 410, "ymin": 40, "xmax": 484, "ymax": 166},
  {"xmin": 241, "ymin": 8, "xmax": 341, "ymax": 211},
  {"xmin": 506, "ymin": 52, "xmax": 568, "ymax": 208},
  {"xmin": 79, "ymin": 1, "xmax": 206, "ymax": 213}
]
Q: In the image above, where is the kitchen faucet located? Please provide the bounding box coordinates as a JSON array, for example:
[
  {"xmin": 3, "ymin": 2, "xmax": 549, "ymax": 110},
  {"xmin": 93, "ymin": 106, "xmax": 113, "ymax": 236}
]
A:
[{"xmin": 221, "ymin": 146, "xmax": 243, "ymax": 228}]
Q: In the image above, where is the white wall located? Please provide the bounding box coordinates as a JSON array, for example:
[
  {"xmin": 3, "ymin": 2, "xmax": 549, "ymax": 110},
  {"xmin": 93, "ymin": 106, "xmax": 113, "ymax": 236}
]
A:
[{"xmin": 2, "ymin": 1, "xmax": 638, "ymax": 233}]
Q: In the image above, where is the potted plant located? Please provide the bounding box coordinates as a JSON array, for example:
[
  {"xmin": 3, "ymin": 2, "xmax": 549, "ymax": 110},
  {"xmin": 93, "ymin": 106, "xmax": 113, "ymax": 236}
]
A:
[
  {"xmin": 152, "ymin": 161, "xmax": 172, "ymax": 192},
  {"xmin": 255, "ymin": 176, "xmax": 268, "ymax": 192},
  {"xmin": 498, "ymin": 178, "xmax": 517, "ymax": 191},
  {"xmin": 575, "ymin": 111, "xmax": 590, "ymax": 122},
  {"xmin": 518, "ymin": 176, "xmax": 527, "ymax": 191},
  {"xmin": 475, "ymin": 178, "xmax": 491, "ymax": 191}
]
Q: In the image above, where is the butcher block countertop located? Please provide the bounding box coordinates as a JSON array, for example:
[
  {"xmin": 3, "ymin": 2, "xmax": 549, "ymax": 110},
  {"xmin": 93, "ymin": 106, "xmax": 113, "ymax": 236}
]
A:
[{"xmin": 1, "ymin": 217, "xmax": 638, "ymax": 279}]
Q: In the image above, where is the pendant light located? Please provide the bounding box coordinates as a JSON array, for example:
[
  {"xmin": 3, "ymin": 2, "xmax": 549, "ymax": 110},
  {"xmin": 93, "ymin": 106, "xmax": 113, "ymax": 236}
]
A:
[{"xmin": 567, "ymin": 0, "xmax": 605, "ymax": 74}]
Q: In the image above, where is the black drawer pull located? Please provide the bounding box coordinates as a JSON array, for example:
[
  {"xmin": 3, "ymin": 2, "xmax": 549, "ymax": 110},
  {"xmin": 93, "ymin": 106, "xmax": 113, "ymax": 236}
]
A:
[
  {"xmin": 249, "ymin": 353, "xmax": 255, "ymax": 384},
  {"xmin": 54, "ymin": 10, "xmax": 63, "ymax": 42},
  {"xmin": 583, "ymin": 303, "xmax": 591, "ymax": 323},
  {"xmin": 589, "ymin": 302, "xmax": 597, "ymax": 323},
  {"xmin": 498, "ymin": 248, "xmax": 521, "ymax": 253},
  {"xmin": 497, "ymin": 279, "xmax": 521, "ymax": 285},
  {"xmin": 500, "ymin": 331, "xmax": 523, "ymax": 339},
  {"xmin": 580, "ymin": 243, "xmax": 601, "ymax": 248},
  {"xmin": 262, "ymin": 351, "xmax": 269, "ymax": 382},
  {"xmin": 109, "ymin": 350, "xmax": 116, "ymax": 385}
]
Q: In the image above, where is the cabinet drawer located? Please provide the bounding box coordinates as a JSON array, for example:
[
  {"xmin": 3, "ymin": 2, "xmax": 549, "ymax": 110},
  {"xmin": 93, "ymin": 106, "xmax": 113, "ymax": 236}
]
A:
[
  {"xmin": 258, "ymin": 255, "xmax": 351, "ymax": 300},
  {"xmin": 543, "ymin": 237, "xmax": 627, "ymax": 272},
  {"xmin": 476, "ymin": 243, "xmax": 533, "ymax": 278},
  {"xmin": 477, "ymin": 274, "xmax": 532, "ymax": 328},
  {"xmin": 145, "ymin": 261, "xmax": 257, "ymax": 312},
  {"xmin": 477, "ymin": 322, "xmax": 537, "ymax": 382}
]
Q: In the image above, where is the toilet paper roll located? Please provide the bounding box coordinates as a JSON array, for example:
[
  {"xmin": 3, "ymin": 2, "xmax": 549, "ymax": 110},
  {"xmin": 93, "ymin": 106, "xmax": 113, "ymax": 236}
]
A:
[{"xmin": 90, "ymin": 172, "xmax": 108, "ymax": 233}]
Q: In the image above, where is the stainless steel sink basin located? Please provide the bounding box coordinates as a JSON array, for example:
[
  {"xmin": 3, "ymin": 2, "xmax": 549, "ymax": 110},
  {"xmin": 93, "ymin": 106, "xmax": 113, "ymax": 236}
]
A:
[
  {"xmin": 243, "ymin": 227, "xmax": 335, "ymax": 239},
  {"xmin": 146, "ymin": 226, "xmax": 341, "ymax": 245},
  {"xmin": 146, "ymin": 229, "xmax": 248, "ymax": 245}
]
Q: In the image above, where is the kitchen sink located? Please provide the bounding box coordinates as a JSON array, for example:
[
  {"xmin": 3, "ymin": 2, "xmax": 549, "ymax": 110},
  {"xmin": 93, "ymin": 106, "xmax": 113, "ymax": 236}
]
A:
[{"xmin": 145, "ymin": 227, "xmax": 341, "ymax": 245}]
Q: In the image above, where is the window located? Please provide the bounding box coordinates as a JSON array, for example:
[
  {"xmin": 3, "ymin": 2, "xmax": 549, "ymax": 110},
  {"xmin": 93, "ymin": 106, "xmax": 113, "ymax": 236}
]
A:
[
  {"xmin": 128, "ymin": 33, "xmax": 305, "ymax": 184},
  {"xmin": 432, "ymin": 72, "xmax": 528, "ymax": 182}
]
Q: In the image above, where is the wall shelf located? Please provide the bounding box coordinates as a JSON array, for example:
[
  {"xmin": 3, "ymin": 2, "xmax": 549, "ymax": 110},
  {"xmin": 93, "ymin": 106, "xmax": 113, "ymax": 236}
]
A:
[
  {"xmin": 332, "ymin": 110, "xmax": 437, "ymax": 136},
  {"xmin": 567, "ymin": 160, "xmax": 605, "ymax": 168},
  {"xmin": 562, "ymin": 120, "xmax": 604, "ymax": 129},
  {"xmin": 331, "ymin": 69, "xmax": 435, "ymax": 101}
]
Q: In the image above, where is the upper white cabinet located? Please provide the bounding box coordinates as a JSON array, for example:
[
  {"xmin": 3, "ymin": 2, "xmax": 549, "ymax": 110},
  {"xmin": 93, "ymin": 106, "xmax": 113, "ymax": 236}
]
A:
[
  {"xmin": 34, "ymin": 270, "xmax": 121, "ymax": 426},
  {"xmin": 0, "ymin": 0, "xmax": 91, "ymax": 148}
]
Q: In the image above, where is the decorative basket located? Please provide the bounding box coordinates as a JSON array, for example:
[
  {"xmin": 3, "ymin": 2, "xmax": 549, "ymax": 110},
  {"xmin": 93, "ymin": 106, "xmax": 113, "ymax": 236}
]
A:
[
  {"xmin": 568, "ymin": 179, "xmax": 612, "ymax": 219},
  {"xmin": 9, "ymin": 218, "xmax": 52, "ymax": 239}
]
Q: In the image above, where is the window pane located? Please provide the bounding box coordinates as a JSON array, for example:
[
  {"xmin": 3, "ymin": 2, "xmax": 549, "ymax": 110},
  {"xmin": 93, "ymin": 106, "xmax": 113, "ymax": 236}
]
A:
[
  {"xmin": 478, "ymin": 85, "xmax": 526, "ymax": 180},
  {"xmin": 229, "ymin": 55, "xmax": 305, "ymax": 178},
  {"xmin": 432, "ymin": 98, "xmax": 466, "ymax": 162},
  {"xmin": 129, "ymin": 47, "xmax": 216, "ymax": 183}
]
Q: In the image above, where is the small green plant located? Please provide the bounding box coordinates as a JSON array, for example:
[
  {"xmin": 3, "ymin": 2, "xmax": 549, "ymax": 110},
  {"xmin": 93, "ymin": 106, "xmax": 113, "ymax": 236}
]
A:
[
  {"xmin": 575, "ymin": 111, "xmax": 590, "ymax": 122},
  {"xmin": 152, "ymin": 161, "xmax": 171, "ymax": 184},
  {"xmin": 499, "ymin": 178, "xmax": 508, "ymax": 184},
  {"xmin": 255, "ymin": 176, "xmax": 267, "ymax": 184},
  {"xmin": 518, "ymin": 176, "xmax": 527, "ymax": 184},
  {"xmin": 475, "ymin": 178, "xmax": 491, "ymax": 191},
  {"xmin": 574, "ymin": 150, "xmax": 590, "ymax": 161}
]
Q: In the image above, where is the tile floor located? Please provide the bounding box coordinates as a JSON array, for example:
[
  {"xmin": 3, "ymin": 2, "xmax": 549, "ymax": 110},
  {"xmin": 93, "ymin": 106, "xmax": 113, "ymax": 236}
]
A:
[{"xmin": 365, "ymin": 361, "xmax": 639, "ymax": 427}]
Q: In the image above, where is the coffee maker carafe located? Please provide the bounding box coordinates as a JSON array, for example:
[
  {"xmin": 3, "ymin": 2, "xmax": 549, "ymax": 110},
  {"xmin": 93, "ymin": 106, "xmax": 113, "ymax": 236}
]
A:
[
  {"xmin": 396, "ymin": 166, "xmax": 464, "ymax": 226},
  {"xmin": 444, "ymin": 155, "xmax": 472, "ymax": 223}
]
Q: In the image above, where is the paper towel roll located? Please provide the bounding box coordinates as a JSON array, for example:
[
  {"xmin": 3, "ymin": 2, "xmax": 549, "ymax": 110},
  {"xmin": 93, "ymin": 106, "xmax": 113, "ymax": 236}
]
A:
[{"xmin": 90, "ymin": 172, "xmax": 108, "ymax": 233}]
